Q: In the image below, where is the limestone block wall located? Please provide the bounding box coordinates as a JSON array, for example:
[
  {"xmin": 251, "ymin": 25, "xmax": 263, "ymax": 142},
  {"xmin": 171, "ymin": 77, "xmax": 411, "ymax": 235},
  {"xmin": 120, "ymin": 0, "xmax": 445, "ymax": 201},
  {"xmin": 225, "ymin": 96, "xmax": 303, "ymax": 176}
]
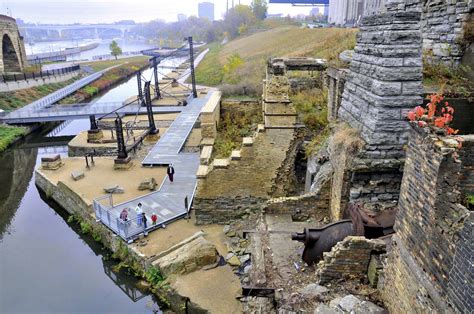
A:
[
  {"xmin": 0, "ymin": 15, "xmax": 27, "ymax": 73},
  {"xmin": 265, "ymin": 190, "xmax": 331, "ymax": 222},
  {"xmin": 421, "ymin": 0, "xmax": 472, "ymax": 64},
  {"xmin": 338, "ymin": 11, "xmax": 424, "ymax": 158},
  {"xmin": 194, "ymin": 129, "xmax": 298, "ymax": 224},
  {"xmin": 380, "ymin": 125, "xmax": 472, "ymax": 313}
]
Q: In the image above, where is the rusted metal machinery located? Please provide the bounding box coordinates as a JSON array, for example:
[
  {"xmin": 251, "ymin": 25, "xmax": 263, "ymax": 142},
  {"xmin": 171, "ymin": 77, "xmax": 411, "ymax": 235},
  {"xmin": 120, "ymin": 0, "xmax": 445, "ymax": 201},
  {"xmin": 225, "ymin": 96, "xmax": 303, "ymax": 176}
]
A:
[
  {"xmin": 292, "ymin": 220, "xmax": 355, "ymax": 266},
  {"xmin": 292, "ymin": 204, "xmax": 397, "ymax": 265}
]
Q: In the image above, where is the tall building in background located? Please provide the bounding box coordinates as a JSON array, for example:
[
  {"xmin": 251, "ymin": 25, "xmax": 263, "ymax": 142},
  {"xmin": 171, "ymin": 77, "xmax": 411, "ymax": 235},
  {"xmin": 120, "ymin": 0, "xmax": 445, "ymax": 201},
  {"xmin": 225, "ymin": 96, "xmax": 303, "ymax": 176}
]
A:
[
  {"xmin": 328, "ymin": 0, "xmax": 384, "ymax": 26},
  {"xmin": 310, "ymin": 7, "xmax": 320, "ymax": 16},
  {"xmin": 177, "ymin": 13, "xmax": 187, "ymax": 22},
  {"xmin": 198, "ymin": 2, "xmax": 215, "ymax": 21}
]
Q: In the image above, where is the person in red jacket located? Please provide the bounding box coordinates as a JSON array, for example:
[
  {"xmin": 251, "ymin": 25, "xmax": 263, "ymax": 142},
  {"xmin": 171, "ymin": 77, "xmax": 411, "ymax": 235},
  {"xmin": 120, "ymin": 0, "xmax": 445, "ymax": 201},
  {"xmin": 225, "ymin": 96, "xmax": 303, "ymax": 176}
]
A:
[{"xmin": 151, "ymin": 213, "xmax": 157, "ymax": 225}]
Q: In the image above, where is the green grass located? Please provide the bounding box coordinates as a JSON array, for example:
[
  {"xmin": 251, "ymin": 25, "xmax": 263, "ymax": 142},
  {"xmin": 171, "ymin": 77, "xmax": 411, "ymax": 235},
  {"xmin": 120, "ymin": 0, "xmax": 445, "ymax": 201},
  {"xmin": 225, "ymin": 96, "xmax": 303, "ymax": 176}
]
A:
[
  {"xmin": 0, "ymin": 77, "xmax": 80, "ymax": 111},
  {"xmin": 82, "ymin": 56, "xmax": 149, "ymax": 72},
  {"xmin": 213, "ymin": 109, "xmax": 263, "ymax": 158},
  {"xmin": 0, "ymin": 125, "xmax": 27, "ymax": 152},
  {"xmin": 422, "ymin": 52, "xmax": 473, "ymax": 97},
  {"xmin": 195, "ymin": 26, "xmax": 357, "ymax": 90},
  {"xmin": 195, "ymin": 43, "xmax": 224, "ymax": 86},
  {"xmin": 291, "ymin": 88, "xmax": 328, "ymax": 132}
]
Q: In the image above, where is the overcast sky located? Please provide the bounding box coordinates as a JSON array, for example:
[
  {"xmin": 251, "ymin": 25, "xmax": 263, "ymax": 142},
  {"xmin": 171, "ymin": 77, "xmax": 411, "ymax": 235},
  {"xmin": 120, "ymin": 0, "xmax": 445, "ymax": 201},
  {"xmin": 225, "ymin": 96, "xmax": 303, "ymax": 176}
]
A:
[{"xmin": 0, "ymin": 0, "xmax": 319, "ymax": 24}]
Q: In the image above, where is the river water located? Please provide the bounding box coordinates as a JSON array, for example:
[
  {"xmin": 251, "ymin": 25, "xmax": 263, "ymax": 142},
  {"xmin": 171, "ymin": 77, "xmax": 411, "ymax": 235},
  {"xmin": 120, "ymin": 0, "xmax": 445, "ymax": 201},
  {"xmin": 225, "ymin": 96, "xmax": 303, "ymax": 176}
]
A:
[
  {"xmin": 0, "ymin": 57, "xmax": 190, "ymax": 312},
  {"xmin": 27, "ymin": 38, "xmax": 155, "ymax": 61}
]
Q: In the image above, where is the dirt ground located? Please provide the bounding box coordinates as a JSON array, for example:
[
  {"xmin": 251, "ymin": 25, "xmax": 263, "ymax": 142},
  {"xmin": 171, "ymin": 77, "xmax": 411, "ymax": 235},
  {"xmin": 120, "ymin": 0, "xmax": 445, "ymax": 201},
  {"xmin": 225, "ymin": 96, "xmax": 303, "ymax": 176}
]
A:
[
  {"xmin": 39, "ymin": 157, "xmax": 167, "ymax": 205},
  {"xmin": 173, "ymin": 265, "xmax": 242, "ymax": 314},
  {"xmin": 131, "ymin": 212, "xmax": 227, "ymax": 257}
]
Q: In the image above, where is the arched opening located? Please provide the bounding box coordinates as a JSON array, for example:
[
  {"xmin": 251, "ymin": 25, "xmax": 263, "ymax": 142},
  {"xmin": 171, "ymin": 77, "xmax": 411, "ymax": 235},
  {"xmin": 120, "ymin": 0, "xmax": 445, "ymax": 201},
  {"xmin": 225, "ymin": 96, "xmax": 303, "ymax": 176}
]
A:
[{"xmin": 2, "ymin": 34, "xmax": 21, "ymax": 73}]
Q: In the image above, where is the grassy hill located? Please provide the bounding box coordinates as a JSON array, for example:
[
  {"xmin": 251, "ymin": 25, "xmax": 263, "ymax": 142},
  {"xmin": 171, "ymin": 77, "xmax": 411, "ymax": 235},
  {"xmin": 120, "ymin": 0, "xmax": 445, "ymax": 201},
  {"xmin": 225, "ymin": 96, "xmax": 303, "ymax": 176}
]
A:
[{"xmin": 195, "ymin": 26, "xmax": 357, "ymax": 94}]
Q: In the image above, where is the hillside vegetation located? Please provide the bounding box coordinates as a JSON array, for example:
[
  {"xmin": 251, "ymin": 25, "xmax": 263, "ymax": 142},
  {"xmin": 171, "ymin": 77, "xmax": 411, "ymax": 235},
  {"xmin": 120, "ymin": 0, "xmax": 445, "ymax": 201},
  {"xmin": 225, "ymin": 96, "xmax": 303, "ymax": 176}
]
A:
[{"xmin": 195, "ymin": 26, "xmax": 357, "ymax": 95}]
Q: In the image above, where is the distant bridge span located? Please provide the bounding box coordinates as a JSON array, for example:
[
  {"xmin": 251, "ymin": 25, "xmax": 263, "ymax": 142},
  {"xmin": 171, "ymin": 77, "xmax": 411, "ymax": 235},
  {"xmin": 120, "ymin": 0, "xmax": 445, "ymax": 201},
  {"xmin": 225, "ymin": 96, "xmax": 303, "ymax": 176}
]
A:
[{"xmin": 269, "ymin": 0, "xmax": 329, "ymax": 4}]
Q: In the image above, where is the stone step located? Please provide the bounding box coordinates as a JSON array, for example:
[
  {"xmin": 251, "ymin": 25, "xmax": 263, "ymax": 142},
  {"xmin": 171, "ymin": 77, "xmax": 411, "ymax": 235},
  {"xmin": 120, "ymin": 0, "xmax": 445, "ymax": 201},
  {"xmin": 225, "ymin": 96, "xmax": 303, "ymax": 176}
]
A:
[
  {"xmin": 230, "ymin": 150, "xmax": 241, "ymax": 161},
  {"xmin": 197, "ymin": 165, "xmax": 209, "ymax": 178},
  {"xmin": 200, "ymin": 145, "xmax": 213, "ymax": 165},
  {"xmin": 243, "ymin": 137, "xmax": 254, "ymax": 146},
  {"xmin": 213, "ymin": 158, "xmax": 230, "ymax": 169},
  {"xmin": 200, "ymin": 137, "xmax": 215, "ymax": 147}
]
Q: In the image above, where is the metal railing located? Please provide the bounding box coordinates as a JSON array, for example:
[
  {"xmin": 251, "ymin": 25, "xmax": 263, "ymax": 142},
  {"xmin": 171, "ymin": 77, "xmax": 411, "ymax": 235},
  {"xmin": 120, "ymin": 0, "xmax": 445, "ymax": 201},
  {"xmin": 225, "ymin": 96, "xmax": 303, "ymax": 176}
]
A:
[
  {"xmin": 93, "ymin": 195, "xmax": 149, "ymax": 242},
  {"xmin": 0, "ymin": 65, "xmax": 81, "ymax": 83},
  {"xmin": 28, "ymin": 71, "xmax": 104, "ymax": 110}
]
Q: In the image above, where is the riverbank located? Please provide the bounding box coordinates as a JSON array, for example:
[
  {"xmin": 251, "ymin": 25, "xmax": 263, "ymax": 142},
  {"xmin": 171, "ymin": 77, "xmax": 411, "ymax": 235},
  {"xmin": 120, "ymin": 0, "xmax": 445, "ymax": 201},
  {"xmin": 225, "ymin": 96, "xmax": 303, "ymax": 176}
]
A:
[
  {"xmin": 0, "ymin": 125, "xmax": 27, "ymax": 152},
  {"xmin": 59, "ymin": 57, "xmax": 150, "ymax": 104}
]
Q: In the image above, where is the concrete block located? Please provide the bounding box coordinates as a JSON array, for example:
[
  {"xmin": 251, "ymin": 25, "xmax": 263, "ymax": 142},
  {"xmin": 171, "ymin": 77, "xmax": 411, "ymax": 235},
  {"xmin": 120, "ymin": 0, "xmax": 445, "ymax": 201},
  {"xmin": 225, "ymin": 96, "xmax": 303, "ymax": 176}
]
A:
[
  {"xmin": 196, "ymin": 165, "xmax": 209, "ymax": 178},
  {"xmin": 230, "ymin": 150, "xmax": 241, "ymax": 161},
  {"xmin": 213, "ymin": 159, "xmax": 230, "ymax": 169},
  {"xmin": 71, "ymin": 171, "xmax": 85, "ymax": 181},
  {"xmin": 242, "ymin": 137, "xmax": 254, "ymax": 146}
]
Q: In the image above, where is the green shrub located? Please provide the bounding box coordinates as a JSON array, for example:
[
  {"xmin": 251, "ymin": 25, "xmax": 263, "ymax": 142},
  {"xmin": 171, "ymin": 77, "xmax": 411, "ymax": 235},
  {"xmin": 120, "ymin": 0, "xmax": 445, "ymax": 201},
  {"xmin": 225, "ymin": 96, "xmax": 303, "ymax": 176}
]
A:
[
  {"xmin": 80, "ymin": 221, "xmax": 92, "ymax": 234},
  {"xmin": 145, "ymin": 266, "xmax": 165, "ymax": 286}
]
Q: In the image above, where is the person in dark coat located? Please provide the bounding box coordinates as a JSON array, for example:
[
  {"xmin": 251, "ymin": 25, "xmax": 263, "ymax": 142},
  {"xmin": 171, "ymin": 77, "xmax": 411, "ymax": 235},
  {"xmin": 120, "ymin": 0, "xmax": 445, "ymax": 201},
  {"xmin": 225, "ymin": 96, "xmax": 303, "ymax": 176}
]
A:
[
  {"xmin": 167, "ymin": 164, "xmax": 175, "ymax": 182},
  {"xmin": 142, "ymin": 212, "xmax": 148, "ymax": 229}
]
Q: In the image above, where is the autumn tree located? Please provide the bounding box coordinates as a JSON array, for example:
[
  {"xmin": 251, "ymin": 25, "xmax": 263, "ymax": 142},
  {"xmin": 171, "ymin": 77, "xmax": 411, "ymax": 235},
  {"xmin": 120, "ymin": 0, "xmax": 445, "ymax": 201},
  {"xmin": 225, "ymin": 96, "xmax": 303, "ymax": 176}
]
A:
[
  {"xmin": 224, "ymin": 5, "xmax": 256, "ymax": 38},
  {"xmin": 109, "ymin": 40, "xmax": 122, "ymax": 60},
  {"xmin": 251, "ymin": 0, "xmax": 268, "ymax": 20}
]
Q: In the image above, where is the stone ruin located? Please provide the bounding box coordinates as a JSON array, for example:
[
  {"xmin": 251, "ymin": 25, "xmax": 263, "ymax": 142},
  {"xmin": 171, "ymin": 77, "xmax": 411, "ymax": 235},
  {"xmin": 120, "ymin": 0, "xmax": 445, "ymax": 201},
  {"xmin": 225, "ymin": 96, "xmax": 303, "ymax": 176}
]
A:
[{"xmin": 304, "ymin": 0, "xmax": 473, "ymax": 312}]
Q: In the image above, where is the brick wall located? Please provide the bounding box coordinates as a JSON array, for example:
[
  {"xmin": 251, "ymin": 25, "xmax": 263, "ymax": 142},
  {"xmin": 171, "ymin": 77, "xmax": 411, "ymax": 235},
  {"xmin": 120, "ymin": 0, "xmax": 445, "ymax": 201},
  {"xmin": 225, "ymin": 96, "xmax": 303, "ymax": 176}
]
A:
[
  {"xmin": 380, "ymin": 125, "xmax": 472, "ymax": 313},
  {"xmin": 316, "ymin": 236, "xmax": 386, "ymax": 284}
]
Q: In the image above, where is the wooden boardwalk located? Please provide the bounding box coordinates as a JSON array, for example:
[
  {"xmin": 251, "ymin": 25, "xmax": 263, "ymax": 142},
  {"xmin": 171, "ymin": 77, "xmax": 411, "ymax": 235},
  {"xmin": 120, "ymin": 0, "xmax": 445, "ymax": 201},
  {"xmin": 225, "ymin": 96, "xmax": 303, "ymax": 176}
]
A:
[{"xmin": 94, "ymin": 91, "xmax": 215, "ymax": 241}]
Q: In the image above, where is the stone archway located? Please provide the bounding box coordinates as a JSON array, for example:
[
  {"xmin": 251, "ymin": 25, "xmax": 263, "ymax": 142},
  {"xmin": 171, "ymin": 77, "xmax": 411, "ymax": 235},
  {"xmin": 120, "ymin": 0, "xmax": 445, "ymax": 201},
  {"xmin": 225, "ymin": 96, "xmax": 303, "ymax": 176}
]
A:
[{"xmin": 2, "ymin": 34, "xmax": 21, "ymax": 73}]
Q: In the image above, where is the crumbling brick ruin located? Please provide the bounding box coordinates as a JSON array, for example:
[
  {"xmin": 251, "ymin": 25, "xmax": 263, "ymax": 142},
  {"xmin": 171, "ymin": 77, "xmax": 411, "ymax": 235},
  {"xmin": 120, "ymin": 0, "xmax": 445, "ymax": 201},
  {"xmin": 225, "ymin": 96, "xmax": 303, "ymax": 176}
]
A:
[
  {"xmin": 380, "ymin": 127, "xmax": 472, "ymax": 313},
  {"xmin": 300, "ymin": 0, "xmax": 473, "ymax": 312}
]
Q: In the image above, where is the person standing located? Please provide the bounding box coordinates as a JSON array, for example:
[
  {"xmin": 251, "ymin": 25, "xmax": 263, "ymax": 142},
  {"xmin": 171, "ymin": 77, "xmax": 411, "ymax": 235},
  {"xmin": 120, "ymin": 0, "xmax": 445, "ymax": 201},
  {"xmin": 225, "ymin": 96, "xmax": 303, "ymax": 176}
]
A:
[
  {"xmin": 142, "ymin": 213, "xmax": 148, "ymax": 229},
  {"xmin": 167, "ymin": 164, "xmax": 175, "ymax": 182},
  {"xmin": 120, "ymin": 208, "xmax": 128, "ymax": 221},
  {"xmin": 151, "ymin": 213, "xmax": 157, "ymax": 226},
  {"xmin": 135, "ymin": 203, "xmax": 143, "ymax": 226}
]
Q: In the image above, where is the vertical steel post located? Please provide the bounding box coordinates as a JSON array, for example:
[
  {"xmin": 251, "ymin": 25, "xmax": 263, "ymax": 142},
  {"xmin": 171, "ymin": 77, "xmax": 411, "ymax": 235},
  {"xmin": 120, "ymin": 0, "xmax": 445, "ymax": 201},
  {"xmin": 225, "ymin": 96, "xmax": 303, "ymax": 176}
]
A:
[
  {"xmin": 115, "ymin": 115, "xmax": 128, "ymax": 159},
  {"xmin": 145, "ymin": 81, "xmax": 158, "ymax": 134},
  {"xmin": 89, "ymin": 115, "xmax": 98, "ymax": 130},
  {"xmin": 137, "ymin": 71, "xmax": 143, "ymax": 101},
  {"xmin": 153, "ymin": 57, "xmax": 161, "ymax": 99},
  {"xmin": 188, "ymin": 36, "xmax": 198, "ymax": 98}
]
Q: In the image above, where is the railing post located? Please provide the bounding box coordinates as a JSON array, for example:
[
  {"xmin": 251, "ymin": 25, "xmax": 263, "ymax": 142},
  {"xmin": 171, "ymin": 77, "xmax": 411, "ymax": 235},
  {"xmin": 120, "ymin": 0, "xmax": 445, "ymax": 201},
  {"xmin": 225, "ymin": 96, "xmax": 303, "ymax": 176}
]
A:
[{"xmin": 188, "ymin": 36, "xmax": 197, "ymax": 98}]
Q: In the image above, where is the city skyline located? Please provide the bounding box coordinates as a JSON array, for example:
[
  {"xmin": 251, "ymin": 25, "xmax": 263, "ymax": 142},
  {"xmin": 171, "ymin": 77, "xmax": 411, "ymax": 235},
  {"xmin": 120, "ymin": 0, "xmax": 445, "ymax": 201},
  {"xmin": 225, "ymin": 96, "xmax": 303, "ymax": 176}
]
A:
[{"xmin": 0, "ymin": 0, "xmax": 324, "ymax": 24}]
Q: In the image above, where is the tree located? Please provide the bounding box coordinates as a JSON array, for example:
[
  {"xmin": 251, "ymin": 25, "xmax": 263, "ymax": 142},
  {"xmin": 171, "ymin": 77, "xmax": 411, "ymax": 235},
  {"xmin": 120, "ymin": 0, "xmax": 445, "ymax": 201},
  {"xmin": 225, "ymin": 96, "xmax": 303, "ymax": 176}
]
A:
[
  {"xmin": 224, "ymin": 5, "xmax": 256, "ymax": 38},
  {"xmin": 251, "ymin": 0, "xmax": 268, "ymax": 20},
  {"xmin": 109, "ymin": 40, "xmax": 122, "ymax": 60}
]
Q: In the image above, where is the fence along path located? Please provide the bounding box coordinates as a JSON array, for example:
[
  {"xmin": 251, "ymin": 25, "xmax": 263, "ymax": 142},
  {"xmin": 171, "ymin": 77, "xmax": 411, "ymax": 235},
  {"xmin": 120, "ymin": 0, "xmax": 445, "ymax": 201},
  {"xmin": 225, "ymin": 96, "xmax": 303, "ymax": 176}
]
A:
[{"xmin": 94, "ymin": 90, "xmax": 215, "ymax": 242}]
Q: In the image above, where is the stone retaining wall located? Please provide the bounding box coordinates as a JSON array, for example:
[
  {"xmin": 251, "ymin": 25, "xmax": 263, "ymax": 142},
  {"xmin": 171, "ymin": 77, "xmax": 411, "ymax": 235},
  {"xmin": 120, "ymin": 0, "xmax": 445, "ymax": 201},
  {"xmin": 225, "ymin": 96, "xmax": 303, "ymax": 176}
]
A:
[
  {"xmin": 0, "ymin": 71, "xmax": 80, "ymax": 92},
  {"xmin": 316, "ymin": 236, "xmax": 386, "ymax": 284},
  {"xmin": 380, "ymin": 125, "xmax": 472, "ymax": 313},
  {"xmin": 265, "ymin": 191, "xmax": 330, "ymax": 222}
]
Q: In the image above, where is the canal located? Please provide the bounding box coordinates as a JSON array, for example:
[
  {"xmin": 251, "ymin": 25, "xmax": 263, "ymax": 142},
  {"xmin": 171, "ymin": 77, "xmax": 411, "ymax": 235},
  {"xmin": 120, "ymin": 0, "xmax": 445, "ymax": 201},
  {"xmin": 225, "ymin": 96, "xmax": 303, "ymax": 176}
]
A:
[{"xmin": 0, "ymin": 57, "xmax": 187, "ymax": 312}]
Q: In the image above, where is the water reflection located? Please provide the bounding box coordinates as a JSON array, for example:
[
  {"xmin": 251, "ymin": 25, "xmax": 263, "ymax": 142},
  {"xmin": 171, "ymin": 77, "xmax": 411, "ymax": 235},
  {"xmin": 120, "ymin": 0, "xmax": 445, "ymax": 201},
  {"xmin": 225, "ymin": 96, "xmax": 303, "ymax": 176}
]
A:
[{"xmin": 0, "ymin": 131, "xmax": 161, "ymax": 313}]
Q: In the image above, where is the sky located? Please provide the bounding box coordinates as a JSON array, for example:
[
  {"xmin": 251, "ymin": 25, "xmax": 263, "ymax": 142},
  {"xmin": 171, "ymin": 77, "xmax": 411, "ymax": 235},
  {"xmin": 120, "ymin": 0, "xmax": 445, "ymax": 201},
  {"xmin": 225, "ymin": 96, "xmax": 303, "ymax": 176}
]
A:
[{"xmin": 0, "ymin": 0, "xmax": 321, "ymax": 24}]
